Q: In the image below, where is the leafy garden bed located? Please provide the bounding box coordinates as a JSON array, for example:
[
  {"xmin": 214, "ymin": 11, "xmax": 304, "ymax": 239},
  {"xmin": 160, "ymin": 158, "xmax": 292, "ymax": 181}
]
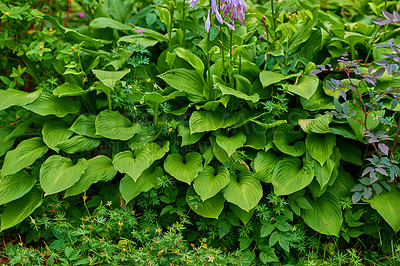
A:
[{"xmin": 1, "ymin": 0, "xmax": 400, "ymax": 264}]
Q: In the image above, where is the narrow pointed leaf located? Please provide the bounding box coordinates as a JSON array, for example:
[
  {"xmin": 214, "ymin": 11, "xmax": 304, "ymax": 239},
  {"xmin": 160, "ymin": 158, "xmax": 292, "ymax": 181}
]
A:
[{"xmin": 0, "ymin": 127, "xmax": 16, "ymax": 157}]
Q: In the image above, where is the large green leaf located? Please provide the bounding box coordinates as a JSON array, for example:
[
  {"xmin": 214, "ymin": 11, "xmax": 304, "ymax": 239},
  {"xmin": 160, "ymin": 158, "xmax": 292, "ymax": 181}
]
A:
[
  {"xmin": 65, "ymin": 155, "xmax": 117, "ymax": 197},
  {"xmin": 229, "ymin": 204, "xmax": 256, "ymax": 224},
  {"xmin": 272, "ymin": 158, "xmax": 314, "ymax": 196},
  {"xmin": 215, "ymin": 130, "xmax": 246, "ymax": 157},
  {"xmin": 282, "ymin": 75, "xmax": 319, "ymax": 100},
  {"xmin": 144, "ymin": 91, "xmax": 185, "ymax": 114},
  {"xmin": 305, "ymin": 134, "xmax": 336, "ymax": 166},
  {"xmin": 253, "ymin": 151, "xmax": 280, "ymax": 183},
  {"xmin": 302, "ymin": 192, "xmax": 343, "ymax": 236},
  {"xmin": 223, "ymin": 172, "xmax": 263, "ymax": 212},
  {"xmin": 0, "ymin": 89, "xmax": 41, "ymax": 110},
  {"xmin": 158, "ymin": 68, "xmax": 204, "ymax": 97},
  {"xmin": 178, "ymin": 122, "xmax": 204, "ymax": 146},
  {"xmin": 92, "ymin": 68, "xmax": 130, "ymax": 89},
  {"xmin": 57, "ymin": 135, "xmax": 101, "ymax": 154},
  {"xmin": 273, "ymin": 124, "xmax": 305, "ymax": 157},
  {"xmin": 329, "ymin": 168, "xmax": 355, "ymax": 200},
  {"xmin": 175, "ymin": 47, "xmax": 204, "ymax": 77},
  {"xmin": 337, "ymin": 138, "xmax": 362, "ymax": 166},
  {"xmin": 89, "ymin": 17, "xmax": 132, "ymax": 31},
  {"xmin": 0, "ymin": 188, "xmax": 42, "ymax": 231},
  {"xmin": 69, "ymin": 114, "xmax": 101, "ymax": 138},
  {"xmin": 259, "ymin": 71, "xmax": 297, "ymax": 88},
  {"xmin": 120, "ymin": 166, "xmax": 163, "ymax": 204},
  {"xmin": 0, "ymin": 170, "xmax": 36, "ymax": 205},
  {"xmin": 368, "ymin": 184, "xmax": 400, "ymax": 232},
  {"xmin": 95, "ymin": 110, "xmax": 141, "ymax": 140},
  {"xmin": 53, "ymin": 84, "xmax": 87, "ymax": 97},
  {"xmin": 42, "ymin": 119, "xmax": 73, "ymax": 153},
  {"xmin": 23, "ymin": 92, "xmax": 79, "ymax": 117},
  {"xmin": 112, "ymin": 150, "xmax": 153, "ymax": 181},
  {"xmin": 189, "ymin": 111, "xmax": 236, "ymax": 134},
  {"xmin": 299, "ymin": 115, "xmax": 332, "ymax": 134},
  {"xmin": 216, "ymin": 83, "xmax": 260, "ymax": 103},
  {"xmin": 164, "ymin": 152, "xmax": 203, "ymax": 184},
  {"xmin": 135, "ymin": 141, "xmax": 170, "ymax": 163},
  {"xmin": 0, "ymin": 127, "xmax": 16, "ymax": 157},
  {"xmin": 347, "ymin": 105, "xmax": 385, "ymax": 141},
  {"xmin": 1, "ymin": 137, "xmax": 49, "ymax": 176},
  {"xmin": 244, "ymin": 124, "xmax": 267, "ymax": 150},
  {"xmin": 186, "ymin": 187, "xmax": 225, "ymax": 219},
  {"xmin": 193, "ymin": 166, "xmax": 230, "ymax": 201},
  {"xmin": 40, "ymin": 155, "xmax": 88, "ymax": 196}
]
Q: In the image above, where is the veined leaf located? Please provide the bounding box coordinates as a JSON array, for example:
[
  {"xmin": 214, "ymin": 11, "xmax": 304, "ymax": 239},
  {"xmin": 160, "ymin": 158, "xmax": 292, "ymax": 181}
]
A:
[
  {"xmin": 135, "ymin": 141, "xmax": 170, "ymax": 163},
  {"xmin": 178, "ymin": 122, "xmax": 204, "ymax": 146},
  {"xmin": 253, "ymin": 151, "xmax": 280, "ymax": 183},
  {"xmin": 189, "ymin": 111, "xmax": 236, "ymax": 134},
  {"xmin": 158, "ymin": 68, "xmax": 204, "ymax": 97},
  {"xmin": 69, "ymin": 114, "xmax": 101, "ymax": 138},
  {"xmin": 272, "ymin": 158, "xmax": 314, "ymax": 196},
  {"xmin": 194, "ymin": 166, "xmax": 230, "ymax": 201},
  {"xmin": 95, "ymin": 110, "xmax": 141, "ymax": 140},
  {"xmin": 1, "ymin": 137, "xmax": 49, "ymax": 176},
  {"xmin": 0, "ymin": 170, "xmax": 36, "ymax": 205},
  {"xmin": 305, "ymin": 134, "xmax": 336, "ymax": 166},
  {"xmin": 120, "ymin": 167, "xmax": 163, "ymax": 204},
  {"xmin": 302, "ymin": 192, "xmax": 343, "ymax": 236},
  {"xmin": 215, "ymin": 130, "xmax": 246, "ymax": 157},
  {"xmin": 187, "ymin": 187, "xmax": 225, "ymax": 219},
  {"xmin": 216, "ymin": 83, "xmax": 260, "ymax": 103},
  {"xmin": 0, "ymin": 89, "xmax": 41, "ymax": 110},
  {"xmin": 164, "ymin": 152, "xmax": 203, "ymax": 184},
  {"xmin": 299, "ymin": 115, "xmax": 332, "ymax": 134},
  {"xmin": 229, "ymin": 204, "xmax": 256, "ymax": 224},
  {"xmin": 66, "ymin": 155, "xmax": 117, "ymax": 197},
  {"xmin": 0, "ymin": 127, "xmax": 16, "ymax": 157},
  {"xmin": 42, "ymin": 119, "xmax": 73, "ymax": 153},
  {"xmin": 57, "ymin": 135, "xmax": 101, "ymax": 154},
  {"xmin": 282, "ymin": 75, "xmax": 319, "ymax": 100},
  {"xmin": 259, "ymin": 71, "xmax": 298, "ymax": 88},
  {"xmin": 347, "ymin": 105, "xmax": 385, "ymax": 141},
  {"xmin": 92, "ymin": 68, "xmax": 130, "ymax": 89},
  {"xmin": 24, "ymin": 92, "xmax": 78, "ymax": 117},
  {"xmin": 223, "ymin": 172, "xmax": 263, "ymax": 212},
  {"xmin": 0, "ymin": 188, "xmax": 42, "ymax": 231},
  {"xmin": 53, "ymin": 84, "xmax": 87, "ymax": 97},
  {"xmin": 89, "ymin": 17, "xmax": 132, "ymax": 31},
  {"xmin": 113, "ymin": 150, "xmax": 153, "ymax": 181},
  {"xmin": 40, "ymin": 155, "xmax": 88, "ymax": 196},
  {"xmin": 337, "ymin": 138, "xmax": 362, "ymax": 166},
  {"xmin": 329, "ymin": 168, "xmax": 356, "ymax": 200},
  {"xmin": 175, "ymin": 47, "xmax": 204, "ymax": 77},
  {"xmin": 244, "ymin": 124, "xmax": 266, "ymax": 150},
  {"xmin": 273, "ymin": 124, "xmax": 305, "ymax": 157}
]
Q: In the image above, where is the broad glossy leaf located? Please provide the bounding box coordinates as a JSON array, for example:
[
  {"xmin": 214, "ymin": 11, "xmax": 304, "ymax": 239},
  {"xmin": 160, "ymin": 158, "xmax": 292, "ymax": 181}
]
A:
[
  {"xmin": 273, "ymin": 124, "xmax": 305, "ymax": 157},
  {"xmin": 186, "ymin": 187, "xmax": 225, "ymax": 219},
  {"xmin": 299, "ymin": 115, "xmax": 332, "ymax": 134},
  {"xmin": 259, "ymin": 71, "xmax": 297, "ymax": 88},
  {"xmin": 66, "ymin": 155, "xmax": 117, "ymax": 197},
  {"xmin": 300, "ymin": 88, "xmax": 335, "ymax": 111},
  {"xmin": 144, "ymin": 91, "xmax": 185, "ymax": 113},
  {"xmin": 113, "ymin": 150, "xmax": 153, "ymax": 181},
  {"xmin": 0, "ymin": 127, "xmax": 15, "ymax": 157},
  {"xmin": 0, "ymin": 188, "xmax": 42, "ymax": 231},
  {"xmin": 1, "ymin": 137, "xmax": 49, "ymax": 176},
  {"xmin": 69, "ymin": 114, "xmax": 100, "ymax": 138},
  {"xmin": 189, "ymin": 111, "xmax": 236, "ymax": 134},
  {"xmin": 53, "ymin": 84, "xmax": 87, "ymax": 97},
  {"xmin": 24, "ymin": 92, "xmax": 79, "ymax": 117},
  {"xmin": 272, "ymin": 158, "xmax": 314, "ymax": 196},
  {"xmin": 337, "ymin": 138, "xmax": 362, "ymax": 166},
  {"xmin": 120, "ymin": 167, "xmax": 163, "ymax": 204},
  {"xmin": 283, "ymin": 75, "xmax": 319, "ymax": 100},
  {"xmin": 135, "ymin": 141, "xmax": 170, "ymax": 163},
  {"xmin": 302, "ymin": 192, "xmax": 343, "ymax": 236},
  {"xmin": 95, "ymin": 110, "xmax": 141, "ymax": 140},
  {"xmin": 367, "ymin": 184, "xmax": 400, "ymax": 232},
  {"xmin": 223, "ymin": 172, "xmax": 263, "ymax": 212},
  {"xmin": 215, "ymin": 130, "xmax": 246, "ymax": 157},
  {"xmin": 253, "ymin": 151, "xmax": 280, "ymax": 183},
  {"xmin": 158, "ymin": 68, "xmax": 204, "ymax": 97},
  {"xmin": 306, "ymin": 134, "xmax": 336, "ymax": 166},
  {"xmin": 229, "ymin": 204, "xmax": 256, "ymax": 224},
  {"xmin": 178, "ymin": 122, "xmax": 204, "ymax": 146},
  {"xmin": 0, "ymin": 89, "xmax": 41, "ymax": 110},
  {"xmin": 57, "ymin": 135, "xmax": 101, "ymax": 154},
  {"xmin": 90, "ymin": 17, "xmax": 132, "ymax": 31},
  {"xmin": 0, "ymin": 170, "xmax": 36, "ymax": 205},
  {"xmin": 164, "ymin": 152, "xmax": 203, "ymax": 184},
  {"xmin": 42, "ymin": 119, "xmax": 73, "ymax": 152},
  {"xmin": 40, "ymin": 155, "xmax": 88, "ymax": 195},
  {"xmin": 92, "ymin": 68, "xmax": 130, "ymax": 89},
  {"xmin": 329, "ymin": 168, "xmax": 356, "ymax": 200},
  {"xmin": 330, "ymin": 124, "xmax": 358, "ymax": 140},
  {"xmin": 216, "ymin": 83, "xmax": 260, "ymax": 103},
  {"xmin": 347, "ymin": 105, "xmax": 385, "ymax": 141},
  {"xmin": 193, "ymin": 166, "xmax": 230, "ymax": 200},
  {"xmin": 175, "ymin": 47, "xmax": 204, "ymax": 77},
  {"xmin": 244, "ymin": 124, "xmax": 266, "ymax": 150}
]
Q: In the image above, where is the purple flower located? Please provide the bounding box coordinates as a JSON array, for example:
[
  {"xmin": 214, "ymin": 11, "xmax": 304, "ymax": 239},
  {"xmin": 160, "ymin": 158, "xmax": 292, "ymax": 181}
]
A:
[
  {"xmin": 135, "ymin": 29, "xmax": 145, "ymax": 33},
  {"xmin": 221, "ymin": 0, "xmax": 246, "ymax": 26},
  {"xmin": 78, "ymin": 12, "xmax": 85, "ymax": 18},
  {"xmin": 187, "ymin": 0, "xmax": 198, "ymax": 8},
  {"xmin": 205, "ymin": 8, "xmax": 211, "ymax": 32}
]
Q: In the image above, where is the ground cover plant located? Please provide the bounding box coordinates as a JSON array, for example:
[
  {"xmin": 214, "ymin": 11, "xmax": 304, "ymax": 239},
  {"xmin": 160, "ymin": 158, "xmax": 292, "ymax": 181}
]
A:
[{"xmin": 1, "ymin": 0, "xmax": 400, "ymax": 264}]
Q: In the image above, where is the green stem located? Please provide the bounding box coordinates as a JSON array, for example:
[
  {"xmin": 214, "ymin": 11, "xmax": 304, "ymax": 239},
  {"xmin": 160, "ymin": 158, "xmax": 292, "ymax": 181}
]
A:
[
  {"xmin": 107, "ymin": 88, "xmax": 112, "ymax": 111},
  {"xmin": 221, "ymin": 27, "xmax": 226, "ymax": 81},
  {"xmin": 207, "ymin": 29, "xmax": 213, "ymax": 101},
  {"xmin": 182, "ymin": 0, "xmax": 185, "ymax": 43},
  {"xmin": 270, "ymin": 0, "xmax": 277, "ymax": 41}
]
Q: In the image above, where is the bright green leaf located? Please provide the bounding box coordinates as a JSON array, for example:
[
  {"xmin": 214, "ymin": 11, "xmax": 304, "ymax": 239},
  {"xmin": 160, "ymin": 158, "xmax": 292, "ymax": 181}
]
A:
[
  {"xmin": 193, "ymin": 166, "xmax": 230, "ymax": 201},
  {"xmin": 0, "ymin": 89, "xmax": 41, "ymax": 111},
  {"xmin": 273, "ymin": 124, "xmax": 305, "ymax": 157},
  {"xmin": 305, "ymin": 134, "xmax": 336, "ymax": 166},
  {"xmin": 164, "ymin": 152, "xmax": 203, "ymax": 184},
  {"xmin": 0, "ymin": 170, "xmax": 36, "ymax": 205},
  {"xmin": 95, "ymin": 110, "xmax": 141, "ymax": 140},
  {"xmin": 186, "ymin": 187, "xmax": 225, "ymax": 219},
  {"xmin": 112, "ymin": 150, "xmax": 153, "ymax": 181},
  {"xmin": 42, "ymin": 119, "xmax": 73, "ymax": 153}
]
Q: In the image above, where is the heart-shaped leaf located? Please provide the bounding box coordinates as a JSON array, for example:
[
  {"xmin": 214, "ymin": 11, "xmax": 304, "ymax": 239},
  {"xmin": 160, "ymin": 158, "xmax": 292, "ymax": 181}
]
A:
[
  {"xmin": 178, "ymin": 122, "xmax": 204, "ymax": 146},
  {"xmin": 40, "ymin": 155, "xmax": 88, "ymax": 196},
  {"xmin": 65, "ymin": 155, "xmax": 117, "ymax": 197},
  {"xmin": 95, "ymin": 110, "xmax": 141, "ymax": 141},
  {"xmin": 229, "ymin": 204, "xmax": 256, "ymax": 224},
  {"xmin": 283, "ymin": 75, "xmax": 319, "ymax": 100},
  {"xmin": 223, "ymin": 172, "xmax": 263, "ymax": 212},
  {"xmin": 0, "ymin": 188, "xmax": 42, "ymax": 231},
  {"xmin": 306, "ymin": 133, "xmax": 336, "ymax": 166},
  {"xmin": 69, "ymin": 115, "xmax": 101, "ymax": 138},
  {"xmin": 253, "ymin": 151, "xmax": 280, "ymax": 183},
  {"xmin": 164, "ymin": 152, "xmax": 203, "ymax": 184},
  {"xmin": 113, "ymin": 150, "xmax": 153, "ymax": 181},
  {"xmin": 92, "ymin": 68, "xmax": 130, "ymax": 89},
  {"xmin": 135, "ymin": 141, "xmax": 170, "ymax": 163},
  {"xmin": 302, "ymin": 192, "xmax": 343, "ymax": 236},
  {"xmin": 0, "ymin": 170, "xmax": 36, "ymax": 205},
  {"xmin": 186, "ymin": 187, "xmax": 225, "ymax": 219},
  {"xmin": 24, "ymin": 92, "xmax": 79, "ymax": 117},
  {"xmin": 193, "ymin": 166, "xmax": 230, "ymax": 200},
  {"xmin": 42, "ymin": 119, "xmax": 73, "ymax": 153},
  {"xmin": 273, "ymin": 124, "xmax": 305, "ymax": 157},
  {"xmin": 189, "ymin": 111, "xmax": 236, "ymax": 134},
  {"xmin": 299, "ymin": 115, "xmax": 332, "ymax": 134},
  {"xmin": 57, "ymin": 135, "xmax": 101, "ymax": 154},
  {"xmin": 1, "ymin": 137, "xmax": 49, "ymax": 176},
  {"xmin": 215, "ymin": 131, "xmax": 246, "ymax": 157},
  {"xmin": 120, "ymin": 166, "xmax": 164, "ymax": 204},
  {"xmin": 272, "ymin": 158, "xmax": 314, "ymax": 196},
  {"xmin": 0, "ymin": 89, "xmax": 41, "ymax": 111}
]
